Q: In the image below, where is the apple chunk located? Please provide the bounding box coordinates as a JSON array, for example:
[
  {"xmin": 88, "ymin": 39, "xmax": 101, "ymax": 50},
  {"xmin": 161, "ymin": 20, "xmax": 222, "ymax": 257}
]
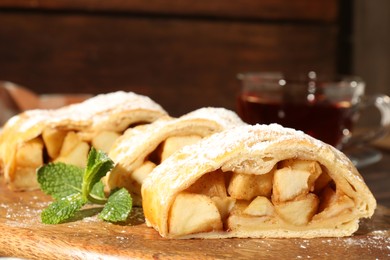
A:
[
  {"xmin": 169, "ymin": 192, "xmax": 223, "ymax": 236},
  {"xmin": 272, "ymin": 167, "xmax": 311, "ymax": 202},
  {"xmin": 243, "ymin": 196, "xmax": 274, "ymax": 217},
  {"xmin": 57, "ymin": 131, "xmax": 80, "ymax": 155},
  {"xmin": 92, "ymin": 131, "xmax": 120, "ymax": 153},
  {"xmin": 124, "ymin": 160, "xmax": 156, "ymax": 195},
  {"xmin": 186, "ymin": 170, "xmax": 227, "ymax": 197},
  {"xmin": 279, "ymin": 159, "xmax": 322, "ymax": 191},
  {"xmin": 55, "ymin": 131, "xmax": 90, "ymax": 168},
  {"xmin": 42, "ymin": 127, "xmax": 67, "ymax": 159},
  {"xmin": 227, "ymin": 200, "xmax": 274, "ymax": 231},
  {"xmin": 161, "ymin": 135, "xmax": 201, "ymax": 161},
  {"xmin": 13, "ymin": 137, "xmax": 44, "ymax": 189},
  {"xmin": 274, "ymin": 193, "xmax": 319, "ymax": 226},
  {"xmin": 211, "ymin": 196, "xmax": 236, "ymax": 221},
  {"xmin": 131, "ymin": 160, "xmax": 156, "ymax": 186},
  {"xmin": 106, "ymin": 161, "xmax": 155, "ymax": 192},
  {"xmin": 15, "ymin": 137, "xmax": 44, "ymax": 167},
  {"xmin": 228, "ymin": 169, "xmax": 274, "ymax": 200}
]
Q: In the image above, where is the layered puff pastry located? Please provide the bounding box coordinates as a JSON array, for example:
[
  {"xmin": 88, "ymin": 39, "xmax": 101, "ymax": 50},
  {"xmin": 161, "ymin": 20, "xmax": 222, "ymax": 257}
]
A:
[
  {"xmin": 106, "ymin": 107, "xmax": 245, "ymax": 205},
  {"xmin": 142, "ymin": 124, "xmax": 376, "ymax": 239},
  {"xmin": 0, "ymin": 91, "xmax": 167, "ymax": 191}
]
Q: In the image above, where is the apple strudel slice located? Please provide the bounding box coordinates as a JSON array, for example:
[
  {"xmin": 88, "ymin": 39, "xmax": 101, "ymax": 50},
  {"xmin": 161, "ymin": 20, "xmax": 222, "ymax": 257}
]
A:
[
  {"xmin": 106, "ymin": 107, "xmax": 245, "ymax": 205},
  {"xmin": 142, "ymin": 124, "xmax": 376, "ymax": 239},
  {"xmin": 0, "ymin": 91, "xmax": 167, "ymax": 191}
]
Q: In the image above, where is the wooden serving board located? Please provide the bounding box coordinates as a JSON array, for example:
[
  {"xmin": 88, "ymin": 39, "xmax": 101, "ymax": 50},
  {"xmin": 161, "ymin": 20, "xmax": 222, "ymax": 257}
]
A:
[{"xmin": 0, "ymin": 180, "xmax": 389, "ymax": 260}]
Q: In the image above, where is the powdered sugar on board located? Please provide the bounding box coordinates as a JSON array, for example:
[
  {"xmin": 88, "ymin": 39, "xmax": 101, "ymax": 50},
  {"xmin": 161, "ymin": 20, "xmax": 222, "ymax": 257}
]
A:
[{"xmin": 0, "ymin": 195, "xmax": 49, "ymax": 228}]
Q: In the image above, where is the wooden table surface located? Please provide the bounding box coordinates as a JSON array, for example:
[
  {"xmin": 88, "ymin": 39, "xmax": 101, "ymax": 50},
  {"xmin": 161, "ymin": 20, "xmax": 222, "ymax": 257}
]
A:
[{"xmin": 0, "ymin": 148, "xmax": 389, "ymax": 259}]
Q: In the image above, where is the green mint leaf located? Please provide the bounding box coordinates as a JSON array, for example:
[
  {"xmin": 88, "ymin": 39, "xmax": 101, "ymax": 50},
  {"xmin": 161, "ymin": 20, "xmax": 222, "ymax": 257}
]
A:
[
  {"xmin": 82, "ymin": 148, "xmax": 114, "ymax": 200},
  {"xmin": 38, "ymin": 148, "xmax": 130, "ymax": 225},
  {"xmin": 90, "ymin": 181, "xmax": 106, "ymax": 200},
  {"xmin": 99, "ymin": 188, "xmax": 132, "ymax": 222},
  {"xmin": 88, "ymin": 181, "xmax": 107, "ymax": 205},
  {"xmin": 86, "ymin": 145, "xmax": 98, "ymax": 170},
  {"xmin": 37, "ymin": 162, "xmax": 83, "ymax": 200},
  {"xmin": 41, "ymin": 193, "xmax": 86, "ymax": 224}
]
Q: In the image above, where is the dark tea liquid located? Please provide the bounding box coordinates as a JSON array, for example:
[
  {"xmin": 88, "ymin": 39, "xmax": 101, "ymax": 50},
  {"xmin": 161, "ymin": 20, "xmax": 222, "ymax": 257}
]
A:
[{"xmin": 237, "ymin": 94, "xmax": 355, "ymax": 147}]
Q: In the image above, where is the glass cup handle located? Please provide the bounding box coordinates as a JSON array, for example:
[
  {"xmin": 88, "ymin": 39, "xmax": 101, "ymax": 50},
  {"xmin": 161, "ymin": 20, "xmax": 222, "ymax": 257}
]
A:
[{"xmin": 345, "ymin": 94, "xmax": 390, "ymax": 148}]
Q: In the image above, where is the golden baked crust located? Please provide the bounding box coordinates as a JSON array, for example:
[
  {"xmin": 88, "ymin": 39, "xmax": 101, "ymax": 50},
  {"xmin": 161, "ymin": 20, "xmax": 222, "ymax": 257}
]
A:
[
  {"xmin": 142, "ymin": 124, "xmax": 376, "ymax": 239},
  {"xmin": 0, "ymin": 91, "xmax": 167, "ymax": 191},
  {"xmin": 106, "ymin": 107, "xmax": 245, "ymax": 205}
]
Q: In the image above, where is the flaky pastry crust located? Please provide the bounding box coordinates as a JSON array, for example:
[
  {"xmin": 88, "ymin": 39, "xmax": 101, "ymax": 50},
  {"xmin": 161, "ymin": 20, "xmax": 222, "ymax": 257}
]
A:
[
  {"xmin": 0, "ymin": 91, "xmax": 167, "ymax": 190},
  {"xmin": 142, "ymin": 124, "xmax": 376, "ymax": 239},
  {"xmin": 107, "ymin": 107, "xmax": 245, "ymax": 205}
]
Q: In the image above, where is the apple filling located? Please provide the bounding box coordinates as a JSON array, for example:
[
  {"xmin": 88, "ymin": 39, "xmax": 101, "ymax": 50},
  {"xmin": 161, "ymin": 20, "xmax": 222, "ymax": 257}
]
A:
[
  {"xmin": 168, "ymin": 159, "xmax": 355, "ymax": 236},
  {"xmin": 15, "ymin": 123, "xmax": 205, "ymax": 185},
  {"xmin": 109, "ymin": 134, "xmax": 202, "ymax": 202},
  {"xmin": 13, "ymin": 128, "xmax": 122, "ymax": 184}
]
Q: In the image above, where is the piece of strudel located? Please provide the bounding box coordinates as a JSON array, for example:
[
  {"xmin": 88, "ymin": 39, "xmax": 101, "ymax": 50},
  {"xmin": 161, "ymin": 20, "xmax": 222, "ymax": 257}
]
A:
[
  {"xmin": 106, "ymin": 107, "xmax": 245, "ymax": 205},
  {"xmin": 0, "ymin": 91, "xmax": 167, "ymax": 190},
  {"xmin": 142, "ymin": 124, "xmax": 376, "ymax": 239}
]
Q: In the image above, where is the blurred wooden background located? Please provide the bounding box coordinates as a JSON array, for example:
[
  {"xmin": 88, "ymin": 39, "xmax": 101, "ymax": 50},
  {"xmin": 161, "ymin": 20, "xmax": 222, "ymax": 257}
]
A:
[
  {"xmin": 0, "ymin": 0, "xmax": 348, "ymax": 116},
  {"xmin": 353, "ymin": 0, "xmax": 390, "ymax": 97}
]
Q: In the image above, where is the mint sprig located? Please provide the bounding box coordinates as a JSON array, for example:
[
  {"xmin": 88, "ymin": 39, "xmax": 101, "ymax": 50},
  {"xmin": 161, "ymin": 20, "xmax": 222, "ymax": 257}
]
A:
[
  {"xmin": 82, "ymin": 147, "xmax": 114, "ymax": 203},
  {"xmin": 37, "ymin": 163, "xmax": 83, "ymax": 200},
  {"xmin": 41, "ymin": 193, "xmax": 86, "ymax": 224},
  {"xmin": 38, "ymin": 147, "xmax": 132, "ymax": 224},
  {"xmin": 99, "ymin": 188, "xmax": 133, "ymax": 222}
]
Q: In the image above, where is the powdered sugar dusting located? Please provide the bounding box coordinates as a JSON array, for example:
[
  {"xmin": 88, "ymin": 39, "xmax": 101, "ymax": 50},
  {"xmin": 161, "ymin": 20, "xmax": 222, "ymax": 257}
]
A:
[
  {"xmin": 0, "ymin": 198, "xmax": 49, "ymax": 227},
  {"xmin": 109, "ymin": 107, "xmax": 245, "ymax": 164},
  {"xmin": 155, "ymin": 123, "xmax": 328, "ymax": 173},
  {"xmin": 18, "ymin": 91, "xmax": 167, "ymax": 131},
  {"xmin": 55, "ymin": 91, "xmax": 166, "ymax": 123},
  {"xmin": 260, "ymin": 233, "xmax": 390, "ymax": 259},
  {"xmin": 146, "ymin": 124, "xmax": 329, "ymax": 189},
  {"xmin": 143, "ymin": 123, "xmax": 377, "ymax": 238},
  {"xmin": 180, "ymin": 107, "xmax": 245, "ymax": 128}
]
